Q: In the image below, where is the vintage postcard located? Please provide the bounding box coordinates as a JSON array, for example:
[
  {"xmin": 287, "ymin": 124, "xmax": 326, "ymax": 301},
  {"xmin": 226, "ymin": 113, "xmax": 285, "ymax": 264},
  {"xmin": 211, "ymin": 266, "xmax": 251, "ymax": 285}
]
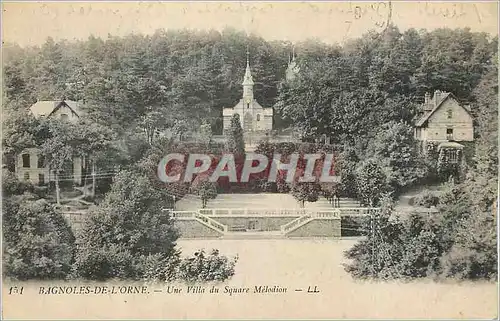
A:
[{"xmin": 1, "ymin": 1, "xmax": 498, "ymax": 319}]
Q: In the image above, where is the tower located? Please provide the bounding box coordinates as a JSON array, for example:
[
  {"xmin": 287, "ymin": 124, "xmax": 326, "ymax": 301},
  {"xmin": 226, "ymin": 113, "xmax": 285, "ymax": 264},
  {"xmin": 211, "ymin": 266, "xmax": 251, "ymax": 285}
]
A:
[
  {"xmin": 286, "ymin": 45, "xmax": 300, "ymax": 82},
  {"xmin": 242, "ymin": 47, "xmax": 254, "ymax": 104}
]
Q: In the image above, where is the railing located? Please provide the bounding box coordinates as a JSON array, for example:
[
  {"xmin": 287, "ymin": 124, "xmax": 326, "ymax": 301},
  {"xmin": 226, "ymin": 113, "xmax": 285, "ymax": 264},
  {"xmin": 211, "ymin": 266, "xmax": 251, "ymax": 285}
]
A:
[
  {"xmin": 280, "ymin": 209, "xmax": 342, "ymax": 234},
  {"xmin": 199, "ymin": 208, "xmax": 308, "ymax": 217},
  {"xmin": 281, "ymin": 214, "xmax": 312, "ymax": 233},
  {"xmin": 197, "ymin": 207, "xmax": 374, "ymax": 217},
  {"xmin": 170, "ymin": 211, "xmax": 197, "ymax": 219},
  {"xmin": 338, "ymin": 208, "xmax": 381, "ymax": 216},
  {"xmin": 166, "ymin": 209, "xmax": 227, "ymax": 233},
  {"xmin": 193, "ymin": 212, "xmax": 227, "ymax": 233},
  {"xmin": 313, "ymin": 209, "xmax": 341, "ymax": 219}
]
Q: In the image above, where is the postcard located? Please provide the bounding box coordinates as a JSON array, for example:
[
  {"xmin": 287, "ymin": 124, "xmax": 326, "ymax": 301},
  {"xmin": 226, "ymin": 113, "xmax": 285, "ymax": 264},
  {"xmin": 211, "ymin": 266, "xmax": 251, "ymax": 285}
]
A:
[{"xmin": 1, "ymin": 1, "xmax": 498, "ymax": 319}]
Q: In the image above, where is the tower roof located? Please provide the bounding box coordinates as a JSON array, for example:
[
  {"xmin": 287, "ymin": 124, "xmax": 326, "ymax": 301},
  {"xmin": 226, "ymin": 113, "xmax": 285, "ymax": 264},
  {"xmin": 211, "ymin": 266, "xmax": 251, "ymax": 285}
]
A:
[{"xmin": 242, "ymin": 48, "xmax": 254, "ymax": 86}]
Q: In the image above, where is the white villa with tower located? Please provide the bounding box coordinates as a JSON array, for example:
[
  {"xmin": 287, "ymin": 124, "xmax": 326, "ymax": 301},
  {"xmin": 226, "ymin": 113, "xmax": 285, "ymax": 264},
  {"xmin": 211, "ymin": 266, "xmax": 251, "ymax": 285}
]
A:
[
  {"xmin": 222, "ymin": 52, "xmax": 274, "ymax": 133},
  {"xmin": 220, "ymin": 50, "xmax": 300, "ymax": 150}
]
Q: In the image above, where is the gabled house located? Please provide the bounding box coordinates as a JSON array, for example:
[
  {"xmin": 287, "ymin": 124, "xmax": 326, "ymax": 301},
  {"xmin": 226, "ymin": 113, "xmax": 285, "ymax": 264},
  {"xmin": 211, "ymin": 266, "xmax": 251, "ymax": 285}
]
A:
[
  {"xmin": 30, "ymin": 99, "xmax": 83, "ymax": 122},
  {"xmin": 16, "ymin": 100, "xmax": 85, "ymax": 185},
  {"xmin": 414, "ymin": 90, "xmax": 474, "ymax": 163}
]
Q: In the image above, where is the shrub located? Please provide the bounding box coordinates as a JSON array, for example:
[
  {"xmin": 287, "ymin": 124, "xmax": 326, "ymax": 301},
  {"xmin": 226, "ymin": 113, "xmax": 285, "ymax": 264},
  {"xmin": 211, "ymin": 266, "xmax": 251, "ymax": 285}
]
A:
[
  {"xmin": 2, "ymin": 168, "xmax": 33, "ymax": 197},
  {"xmin": 138, "ymin": 253, "xmax": 181, "ymax": 282},
  {"xmin": 3, "ymin": 195, "xmax": 75, "ymax": 280},
  {"xmin": 176, "ymin": 249, "xmax": 238, "ymax": 283},
  {"xmin": 412, "ymin": 190, "xmax": 440, "ymax": 208},
  {"xmin": 73, "ymin": 169, "xmax": 179, "ymax": 280}
]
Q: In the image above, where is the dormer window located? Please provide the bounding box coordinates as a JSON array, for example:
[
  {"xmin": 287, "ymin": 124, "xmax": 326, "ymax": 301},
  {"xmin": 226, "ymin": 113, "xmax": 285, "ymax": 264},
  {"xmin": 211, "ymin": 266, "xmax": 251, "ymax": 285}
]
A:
[{"xmin": 447, "ymin": 109, "xmax": 452, "ymax": 119}]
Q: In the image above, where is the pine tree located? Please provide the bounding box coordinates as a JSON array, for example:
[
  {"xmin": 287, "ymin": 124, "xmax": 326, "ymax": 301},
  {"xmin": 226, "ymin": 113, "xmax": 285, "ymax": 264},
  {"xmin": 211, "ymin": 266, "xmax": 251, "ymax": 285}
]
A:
[{"xmin": 226, "ymin": 114, "xmax": 245, "ymax": 155}]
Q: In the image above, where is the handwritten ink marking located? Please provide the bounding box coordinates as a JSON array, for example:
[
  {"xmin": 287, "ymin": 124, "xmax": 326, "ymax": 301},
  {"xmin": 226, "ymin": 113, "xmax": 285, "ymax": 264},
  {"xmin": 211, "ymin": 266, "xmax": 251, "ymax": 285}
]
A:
[{"xmin": 473, "ymin": 4, "xmax": 482, "ymax": 23}]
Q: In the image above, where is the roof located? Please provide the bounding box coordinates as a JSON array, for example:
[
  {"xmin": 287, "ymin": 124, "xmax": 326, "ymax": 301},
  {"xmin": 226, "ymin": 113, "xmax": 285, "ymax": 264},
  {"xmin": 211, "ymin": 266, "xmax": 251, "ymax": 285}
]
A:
[
  {"xmin": 224, "ymin": 99, "xmax": 273, "ymax": 115},
  {"xmin": 438, "ymin": 142, "xmax": 464, "ymax": 149},
  {"xmin": 415, "ymin": 92, "xmax": 472, "ymax": 127},
  {"xmin": 242, "ymin": 61, "xmax": 254, "ymax": 86},
  {"xmin": 29, "ymin": 100, "xmax": 83, "ymax": 119}
]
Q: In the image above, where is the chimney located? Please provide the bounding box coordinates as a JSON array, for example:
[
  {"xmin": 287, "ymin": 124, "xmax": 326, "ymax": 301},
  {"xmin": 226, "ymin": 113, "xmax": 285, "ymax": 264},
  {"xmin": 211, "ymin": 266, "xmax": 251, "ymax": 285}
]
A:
[
  {"xmin": 434, "ymin": 90, "xmax": 441, "ymax": 106},
  {"xmin": 423, "ymin": 92, "xmax": 432, "ymax": 112}
]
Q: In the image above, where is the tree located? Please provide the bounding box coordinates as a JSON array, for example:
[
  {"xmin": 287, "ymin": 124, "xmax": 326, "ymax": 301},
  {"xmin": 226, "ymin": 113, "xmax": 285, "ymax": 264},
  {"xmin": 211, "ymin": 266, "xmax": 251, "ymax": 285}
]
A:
[
  {"xmin": 1, "ymin": 107, "xmax": 42, "ymax": 171},
  {"xmin": 40, "ymin": 119, "xmax": 77, "ymax": 204},
  {"xmin": 73, "ymin": 169, "xmax": 179, "ymax": 280},
  {"xmin": 73, "ymin": 119, "xmax": 120, "ymax": 197},
  {"xmin": 172, "ymin": 119, "xmax": 189, "ymax": 142},
  {"xmin": 344, "ymin": 194, "xmax": 443, "ymax": 279},
  {"xmin": 199, "ymin": 121, "xmax": 213, "ymax": 147},
  {"xmin": 440, "ymin": 207, "xmax": 497, "ymax": 280},
  {"xmin": 3, "ymin": 194, "xmax": 75, "ymax": 280},
  {"xmin": 291, "ymin": 182, "xmax": 321, "ymax": 208},
  {"xmin": 2, "ymin": 168, "xmax": 34, "ymax": 197},
  {"xmin": 368, "ymin": 121, "xmax": 428, "ymax": 194},
  {"xmin": 191, "ymin": 178, "xmax": 217, "ymax": 208},
  {"xmin": 225, "ymin": 114, "xmax": 245, "ymax": 155},
  {"xmin": 355, "ymin": 158, "xmax": 390, "ymax": 206}
]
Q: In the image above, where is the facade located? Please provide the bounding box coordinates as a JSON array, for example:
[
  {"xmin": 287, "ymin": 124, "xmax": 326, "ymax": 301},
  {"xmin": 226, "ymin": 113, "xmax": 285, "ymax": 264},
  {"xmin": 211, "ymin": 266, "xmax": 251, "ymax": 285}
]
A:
[
  {"xmin": 15, "ymin": 100, "xmax": 85, "ymax": 185},
  {"xmin": 414, "ymin": 90, "xmax": 474, "ymax": 162},
  {"xmin": 222, "ymin": 53, "xmax": 274, "ymax": 135}
]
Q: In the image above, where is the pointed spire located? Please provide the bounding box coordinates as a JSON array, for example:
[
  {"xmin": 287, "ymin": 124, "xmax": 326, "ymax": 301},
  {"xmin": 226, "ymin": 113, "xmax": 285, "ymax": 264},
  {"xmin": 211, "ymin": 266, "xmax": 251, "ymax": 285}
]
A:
[
  {"xmin": 246, "ymin": 45, "xmax": 250, "ymax": 68},
  {"xmin": 242, "ymin": 46, "xmax": 254, "ymax": 86}
]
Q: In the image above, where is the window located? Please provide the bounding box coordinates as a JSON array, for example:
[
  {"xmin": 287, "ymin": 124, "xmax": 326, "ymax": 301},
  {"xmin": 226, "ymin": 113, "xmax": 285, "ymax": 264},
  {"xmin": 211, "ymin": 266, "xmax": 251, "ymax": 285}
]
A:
[
  {"xmin": 24, "ymin": 172, "xmax": 30, "ymax": 181},
  {"xmin": 22, "ymin": 154, "xmax": 30, "ymax": 168},
  {"xmin": 447, "ymin": 109, "xmax": 453, "ymax": 119},
  {"xmin": 256, "ymin": 114, "xmax": 261, "ymax": 121},
  {"xmin": 37, "ymin": 155, "xmax": 45, "ymax": 168},
  {"xmin": 60, "ymin": 113, "xmax": 69, "ymax": 120},
  {"xmin": 446, "ymin": 128, "xmax": 453, "ymax": 140},
  {"xmin": 38, "ymin": 173, "xmax": 45, "ymax": 185},
  {"xmin": 247, "ymin": 103, "xmax": 250, "ymax": 109},
  {"xmin": 448, "ymin": 150, "xmax": 458, "ymax": 163}
]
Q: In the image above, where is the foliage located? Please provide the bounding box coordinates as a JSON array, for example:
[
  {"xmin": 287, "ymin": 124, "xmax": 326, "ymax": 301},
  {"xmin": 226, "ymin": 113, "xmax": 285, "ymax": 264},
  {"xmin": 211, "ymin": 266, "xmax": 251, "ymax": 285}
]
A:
[
  {"xmin": 291, "ymin": 182, "xmax": 321, "ymax": 207},
  {"xmin": 412, "ymin": 190, "xmax": 440, "ymax": 208},
  {"xmin": 176, "ymin": 249, "xmax": 238, "ymax": 283},
  {"xmin": 199, "ymin": 121, "xmax": 213, "ymax": 147},
  {"xmin": 225, "ymin": 114, "xmax": 245, "ymax": 155},
  {"xmin": 73, "ymin": 169, "xmax": 179, "ymax": 280},
  {"xmin": 345, "ymin": 195, "xmax": 443, "ymax": 279},
  {"xmin": 355, "ymin": 158, "xmax": 390, "ymax": 206},
  {"xmin": 190, "ymin": 177, "xmax": 218, "ymax": 208},
  {"xmin": 367, "ymin": 121, "xmax": 428, "ymax": 194},
  {"xmin": 345, "ymin": 174, "xmax": 497, "ymax": 281},
  {"xmin": 3, "ymin": 195, "xmax": 75, "ymax": 280},
  {"xmin": 2, "ymin": 168, "xmax": 34, "ymax": 197}
]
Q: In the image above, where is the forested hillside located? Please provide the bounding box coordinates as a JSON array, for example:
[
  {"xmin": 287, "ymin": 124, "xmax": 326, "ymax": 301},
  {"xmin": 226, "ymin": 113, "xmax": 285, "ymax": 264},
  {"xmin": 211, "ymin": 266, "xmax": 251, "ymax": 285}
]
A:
[{"xmin": 4, "ymin": 26, "xmax": 496, "ymax": 140}]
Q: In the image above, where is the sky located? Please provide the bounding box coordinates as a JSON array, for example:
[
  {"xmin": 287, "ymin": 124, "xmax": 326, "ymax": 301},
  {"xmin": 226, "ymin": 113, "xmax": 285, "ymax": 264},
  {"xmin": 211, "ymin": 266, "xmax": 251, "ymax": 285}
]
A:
[{"xmin": 2, "ymin": 1, "xmax": 499, "ymax": 47}]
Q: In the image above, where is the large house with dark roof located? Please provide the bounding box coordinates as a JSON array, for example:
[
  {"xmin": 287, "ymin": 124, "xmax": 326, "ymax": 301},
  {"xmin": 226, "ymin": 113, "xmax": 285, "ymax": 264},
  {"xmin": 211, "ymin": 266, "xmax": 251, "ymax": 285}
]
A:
[
  {"xmin": 414, "ymin": 90, "xmax": 474, "ymax": 162},
  {"xmin": 16, "ymin": 100, "xmax": 85, "ymax": 185}
]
